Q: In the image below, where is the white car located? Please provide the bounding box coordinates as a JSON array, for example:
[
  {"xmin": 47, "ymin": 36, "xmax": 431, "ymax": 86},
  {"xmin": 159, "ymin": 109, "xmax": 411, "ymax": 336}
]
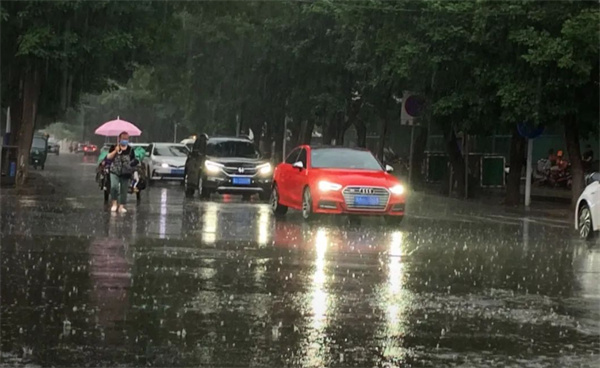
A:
[
  {"xmin": 145, "ymin": 143, "xmax": 189, "ymax": 182},
  {"xmin": 575, "ymin": 172, "xmax": 600, "ymax": 239}
]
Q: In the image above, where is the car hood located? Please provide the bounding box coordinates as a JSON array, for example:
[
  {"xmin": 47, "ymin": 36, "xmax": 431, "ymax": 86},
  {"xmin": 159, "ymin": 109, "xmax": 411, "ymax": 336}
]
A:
[
  {"xmin": 312, "ymin": 169, "xmax": 401, "ymax": 187},
  {"xmin": 206, "ymin": 156, "xmax": 268, "ymax": 167},
  {"xmin": 153, "ymin": 156, "xmax": 187, "ymax": 166}
]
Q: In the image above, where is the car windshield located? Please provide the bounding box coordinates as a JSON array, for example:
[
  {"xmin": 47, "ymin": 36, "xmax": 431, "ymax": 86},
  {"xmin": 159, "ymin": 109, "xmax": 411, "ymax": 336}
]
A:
[
  {"xmin": 311, "ymin": 149, "xmax": 382, "ymax": 170},
  {"xmin": 153, "ymin": 145, "xmax": 188, "ymax": 157},
  {"xmin": 31, "ymin": 138, "xmax": 46, "ymax": 150},
  {"xmin": 207, "ymin": 141, "xmax": 260, "ymax": 158}
]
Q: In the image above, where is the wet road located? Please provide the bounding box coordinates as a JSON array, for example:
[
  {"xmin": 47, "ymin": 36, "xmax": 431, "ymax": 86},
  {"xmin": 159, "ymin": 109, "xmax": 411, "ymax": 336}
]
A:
[{"xmin": 1, "ymin": 154, "xmax": 599, "ymax": 367}]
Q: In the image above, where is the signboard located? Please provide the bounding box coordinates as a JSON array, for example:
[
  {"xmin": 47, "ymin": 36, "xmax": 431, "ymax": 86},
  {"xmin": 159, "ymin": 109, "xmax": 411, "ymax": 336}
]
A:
[
  {"xmin": 401, "ymin": 92, "xmax": 425, "ymax": 126},
  {"xmin": 481, "ymin": 156, "xmax": 505, "ymax": 188}
]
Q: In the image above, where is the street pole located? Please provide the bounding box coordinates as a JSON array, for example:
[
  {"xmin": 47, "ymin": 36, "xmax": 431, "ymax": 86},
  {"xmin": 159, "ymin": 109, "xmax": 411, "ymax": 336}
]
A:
[
  {"xmin": 173, "ymin": 123, "xmax": 177, "ymax": 143},
  {"xmin": 464, "ymin": 134, "xmax": 469, "ymax": 199},
  {"xmin": 282, "ymin": 115, "xmax": 288, "ymax": 163},
  {"xmin": 525, "ymin": 138, "xmax": 533, "ymax": 207},
  {"xmin": 408, "ymin": 124, "xmax": 415, "ymax": 185}
]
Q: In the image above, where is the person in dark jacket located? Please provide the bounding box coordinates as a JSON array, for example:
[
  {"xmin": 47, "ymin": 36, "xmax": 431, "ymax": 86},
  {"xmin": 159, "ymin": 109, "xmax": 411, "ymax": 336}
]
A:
[{"xmin": 106, "ymin": 131, "xmax": 137, "ymax": 213}]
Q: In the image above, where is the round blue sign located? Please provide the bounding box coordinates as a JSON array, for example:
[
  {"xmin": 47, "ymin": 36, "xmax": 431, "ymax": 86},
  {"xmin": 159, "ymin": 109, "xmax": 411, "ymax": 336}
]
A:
[
  {"xmin": 405, "ymin": 95, "xmax": 425, "ymax": 118},
  {"xmin": 517, "ymin": 123, "xmax": 544, "ymax": 139}
]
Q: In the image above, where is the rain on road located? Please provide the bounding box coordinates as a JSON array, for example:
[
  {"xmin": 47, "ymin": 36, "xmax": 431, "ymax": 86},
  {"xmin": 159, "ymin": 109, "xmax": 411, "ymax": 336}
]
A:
[{"xmin": 1, "ymin": 154, "xmax": 598, "ymax": 367}]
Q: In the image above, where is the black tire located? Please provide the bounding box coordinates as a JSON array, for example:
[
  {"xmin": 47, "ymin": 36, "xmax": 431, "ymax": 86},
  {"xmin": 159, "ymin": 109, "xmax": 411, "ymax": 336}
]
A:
[
  {"xmin": 104, "ymin": 190, "xmax": 110, "ymax": 202},
  {"xmin": 385, "ymin": 216, "xmax": 404, "ymax": 226},
  {"xmin": 578, "ymin": 203, "xmax": 594, "ymax": 240},
  {"xmin": 271, "ymin": 185, "xmax": 288, "ymax": 216},
  {"xmin": 259, "ymin": 191, "xmax": 270, "ymax": 202},
  {"xmin": 301, "ymin": 187, "xmax": 316, "ymax": 221}
]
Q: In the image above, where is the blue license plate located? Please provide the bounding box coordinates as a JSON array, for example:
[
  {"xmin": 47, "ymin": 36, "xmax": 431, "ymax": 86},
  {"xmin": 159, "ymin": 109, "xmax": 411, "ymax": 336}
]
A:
[
  {"xmin": 354, "ymin": 195, "xmax": 379, "ymax": 206},
  {"xmin": 232, "ymin": 177, "xmax": 251, "ymax": 185},
  {"xmin": 171, "ymin": 169, "xmax": 184, "ymax": 175}
]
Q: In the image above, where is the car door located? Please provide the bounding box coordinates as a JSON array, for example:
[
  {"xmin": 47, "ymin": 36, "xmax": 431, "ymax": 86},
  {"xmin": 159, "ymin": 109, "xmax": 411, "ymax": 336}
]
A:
[
  {"xmin": 288, "ymin": 148, "xmax": 308, "ymax": 205},
  {"xmin": 278, "ymin": 148, "xmax": 301, "ymax": 204},
  {"xmin": 588, "ymin": 177, "xmax": 600, "ymax": 230}
]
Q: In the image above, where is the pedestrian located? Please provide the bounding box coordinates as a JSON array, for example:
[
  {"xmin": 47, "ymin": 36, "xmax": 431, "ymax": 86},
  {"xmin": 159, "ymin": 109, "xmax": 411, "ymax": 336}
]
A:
[{"xmin": 106, "ymin": 131, "xmax": 137, "ymax": 213}]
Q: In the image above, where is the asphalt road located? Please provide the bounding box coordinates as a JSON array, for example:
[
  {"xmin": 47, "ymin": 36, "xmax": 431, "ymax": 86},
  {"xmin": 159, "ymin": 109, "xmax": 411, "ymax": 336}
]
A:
[{"xmin": 1, "ymin": 154, "xmax": 598, "ymax": 367}]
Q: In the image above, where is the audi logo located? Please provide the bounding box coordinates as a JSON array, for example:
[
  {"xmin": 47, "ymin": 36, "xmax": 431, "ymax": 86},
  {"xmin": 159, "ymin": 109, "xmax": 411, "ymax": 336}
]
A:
[
  {"xmin": 354, "ymin": 188, "xmax": 374, "ymax": 194},
  {"xmin": 237, "ymin": 167, "xmax": 245, "ymax": 173}
]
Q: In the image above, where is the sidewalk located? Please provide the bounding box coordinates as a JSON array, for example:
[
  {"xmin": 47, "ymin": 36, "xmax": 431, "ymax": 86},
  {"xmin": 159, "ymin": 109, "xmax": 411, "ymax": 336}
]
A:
[{"xmin": 1, "ymin": 171, "xmax": 56, "ymax": 196}]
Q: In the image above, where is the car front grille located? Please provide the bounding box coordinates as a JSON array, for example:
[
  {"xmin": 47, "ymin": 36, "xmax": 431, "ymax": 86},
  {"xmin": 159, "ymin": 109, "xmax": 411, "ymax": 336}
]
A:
[
  {"xmin": 223, "ymin": 165, "xmax": 258, "ymax": 176},
  {"xmin": 342, "ymin": 186, "xmax": 390, "ymax": 211}
]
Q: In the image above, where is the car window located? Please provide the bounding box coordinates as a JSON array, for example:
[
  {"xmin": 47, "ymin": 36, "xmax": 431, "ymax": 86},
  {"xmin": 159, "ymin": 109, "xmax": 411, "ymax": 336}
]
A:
[
  {"xmin": 297, "ymin": 148, "xmax": 307, "ymax": 166},
  {"xmin": 285, "ymin": 148, "xmax": 300, "ymax": 164},
  {"xmin": 206, "ymin": 140, "xmax": 260, "ymax": 158},
  {"xmin": 310, "ymin": 149, "xmax": 383, "ymax": 170},
  {"xmin": 153, "ymin": 145, "xmax": 189, "ymax": 157},
  {"xmin": 31, "ymin": 138, "xmax": 46, "ymax": 150}
]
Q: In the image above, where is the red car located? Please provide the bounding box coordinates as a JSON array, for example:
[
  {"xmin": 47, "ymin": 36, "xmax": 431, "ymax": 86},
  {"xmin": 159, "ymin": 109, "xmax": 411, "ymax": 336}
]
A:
[
  {"xmin": 83, "ymin": 144, "xmax": 98, "ymax": 156},
  {"xmin": 271, "ymin": 146, "xmax": 406, "ymax": 223}
]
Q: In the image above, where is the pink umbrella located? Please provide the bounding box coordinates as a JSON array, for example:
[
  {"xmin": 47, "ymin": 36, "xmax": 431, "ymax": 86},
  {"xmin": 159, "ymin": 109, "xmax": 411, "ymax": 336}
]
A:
[{"xmin": 94, "ymin": 117, "xmax": 142, "ymax": 137}]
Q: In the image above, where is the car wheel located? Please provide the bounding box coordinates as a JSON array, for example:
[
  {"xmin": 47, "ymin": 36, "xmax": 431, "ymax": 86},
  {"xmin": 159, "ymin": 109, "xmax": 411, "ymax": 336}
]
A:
[
  {"xmin": 271, "ymin": 185, "xmax": 288, "ymax": 216},
  {"xmin": 302, "ymin": 187, "xmax": 316, "ymax": 221},
  {"xmin": 579, "ymin": 204, "xmax": 594, "ymax": 240},
  {"xmin": 259, "ymin": 191, "xmax": 270, "ymax": 202},
  {"xmin": 385, "ymin": 216, "xmax": 404, "ymax": 226}
]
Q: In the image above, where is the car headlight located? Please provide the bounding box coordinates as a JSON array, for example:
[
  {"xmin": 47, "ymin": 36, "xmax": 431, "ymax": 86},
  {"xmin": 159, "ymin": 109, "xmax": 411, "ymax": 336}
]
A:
[
  {"xmin": 318, "ymin": 180, "xmax": 342, "ymax": 192},
  {"xmin": 161, "ymin": 163, "xmax": 169, "ymax": 168},
  {"xmin": 257, "ymin": 163, "xmax": 272, "ymax": 175},
  {"xmin": 390, "ymin": 184, "xmax": 405, "ymax": 195},
  {"xmin": 205, "ymin": 160, "xmax": 223, "ymax": 174}
]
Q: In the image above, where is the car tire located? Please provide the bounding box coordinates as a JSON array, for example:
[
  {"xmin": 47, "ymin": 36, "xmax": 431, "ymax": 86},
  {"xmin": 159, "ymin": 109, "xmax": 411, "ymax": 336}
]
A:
[
  {"xmin": 259, "ymin": 191, "xmax": 270, "ymax": 202},
  {"xmin": 578, "ymin": 203, "xmax": 594, "ymax": 240},
  {"xmin": 302, "ymin": 187, "xmax": 316, "ymax": 221},
  {"xmin": 385, "ymin": 216, "xmax": 404, "ymax": 226},
  {"xmin": 271, "ymin": 185, "xmax": 288, "ymax": 216}
]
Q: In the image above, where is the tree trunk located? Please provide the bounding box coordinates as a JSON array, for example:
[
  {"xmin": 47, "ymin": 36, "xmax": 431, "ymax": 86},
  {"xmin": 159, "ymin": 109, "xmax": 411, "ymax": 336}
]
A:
[
  {"xmin": 16, "ymin": 66, "xmax": 41, "ymax": 187},
  {"xmin": 356, "ymin": 120, "xmax": 367, "ymax": 148},
  {"xmin": 376, "ymin": 116, "xmax": 388, "ymax": 161},
  {"xmin": 505, "ymin": 125, "xmax": 526, "ymax": 206},
  {"xmin": 412, "ymin": 126, "xmax": 429, "ymax": 188},
  {"xmin": 442, "ymin": 124, "xmax": 465, "ymax": 197},
  {"xmin": 564, "ymin": 115, "xmax": 584, "ymax": 207},
  {"xmin": 297, "ymin": 120, "xmax": 314, "ymax": 145}
]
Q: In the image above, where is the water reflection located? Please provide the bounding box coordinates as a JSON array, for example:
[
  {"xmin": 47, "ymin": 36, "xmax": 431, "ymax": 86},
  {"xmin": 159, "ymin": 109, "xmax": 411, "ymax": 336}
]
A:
[
  {"xmin": 202, "ymin": 203, "xmax": 218, "ymax": 244},
  {"xmin": 257, "ymin": 205, "xmax": 271, "ymax": 247},
  {"xmin": 383, "ymin": 231, "xmax": 410, "ymax": 363},
  {"xmin": 159, "ymin": 188, "xmax": 168, "ymax": 239},
  {"xmin": 305, "ymin": 227, "xmax": 332, "ymax": 367}
]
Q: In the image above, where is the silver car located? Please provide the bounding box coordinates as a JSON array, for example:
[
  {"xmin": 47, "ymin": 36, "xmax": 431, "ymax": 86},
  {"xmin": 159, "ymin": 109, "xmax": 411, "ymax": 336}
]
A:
[{"xmin": 145, "ymin": 143, "xmax": 189, "ymax": 182}]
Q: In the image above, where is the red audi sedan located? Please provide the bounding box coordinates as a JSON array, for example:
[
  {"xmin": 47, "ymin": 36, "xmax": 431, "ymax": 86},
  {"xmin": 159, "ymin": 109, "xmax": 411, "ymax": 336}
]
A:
[{"xmin": 271, "ymin": 146, "xmax": 406, "ymax": 223}]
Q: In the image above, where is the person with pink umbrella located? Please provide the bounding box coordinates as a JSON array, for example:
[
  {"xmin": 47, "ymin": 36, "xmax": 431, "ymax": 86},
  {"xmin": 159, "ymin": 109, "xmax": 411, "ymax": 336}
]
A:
[{"xmin": 106, "ymin": 131, "xmax": 138, "ymax": 213}]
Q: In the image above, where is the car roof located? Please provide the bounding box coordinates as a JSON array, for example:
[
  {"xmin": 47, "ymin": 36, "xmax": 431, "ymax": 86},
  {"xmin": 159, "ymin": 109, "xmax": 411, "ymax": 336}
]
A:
[
  {"xmin": 152, "ymin": 142, "xmax": 187, "ymax": 146},
  {"xmin": 207, "ymin": 136, "xmax": 253, "ymax": 143},
  {"xmin": 308, "ymin": 145, "xmax": 370, "ymax": 152}
]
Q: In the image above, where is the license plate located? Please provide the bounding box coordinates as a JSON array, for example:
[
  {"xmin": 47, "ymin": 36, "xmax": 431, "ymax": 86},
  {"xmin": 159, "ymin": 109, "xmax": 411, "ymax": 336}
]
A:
[
  {"xmin": 232, "ymin": 177, "xmax": 251, "ymax": 185},
  {"xmin": 354, "ymin": 195, "xmax": 379, "ymax": 206},
  {"xmin": 171, "ymin": 169, "xmax": 184, "ymax": 175}
]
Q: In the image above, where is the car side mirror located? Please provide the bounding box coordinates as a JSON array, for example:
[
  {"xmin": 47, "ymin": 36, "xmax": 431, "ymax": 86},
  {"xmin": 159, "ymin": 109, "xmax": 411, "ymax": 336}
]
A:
[
  {"xmin": 385, "ymin": 164, "xmax": 394, "ymax": 173},
  {"xmin": 292, "ymin": 161, "xmax": 304, "ymax": 170}
]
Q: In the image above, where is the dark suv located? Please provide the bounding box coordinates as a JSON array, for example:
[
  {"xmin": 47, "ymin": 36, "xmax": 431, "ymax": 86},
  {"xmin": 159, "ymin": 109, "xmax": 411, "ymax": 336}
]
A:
[{"xmin": 184, "ymin": 136, "xmax": 272, "ymax": 200}]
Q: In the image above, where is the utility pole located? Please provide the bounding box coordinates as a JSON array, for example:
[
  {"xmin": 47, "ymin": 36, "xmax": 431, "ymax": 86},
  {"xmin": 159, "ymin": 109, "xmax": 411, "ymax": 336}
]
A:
[
  {"xmin": 174, "ymin": 123, "xmax": 178, "ymax": 143},
  {"xmin": 525, "ymin": 138, "xmax": 533, "ymax": 207}
]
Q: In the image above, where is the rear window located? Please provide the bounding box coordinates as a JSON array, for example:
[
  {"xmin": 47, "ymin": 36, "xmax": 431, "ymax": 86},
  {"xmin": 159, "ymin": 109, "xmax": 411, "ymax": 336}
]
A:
[{"xmin": 207, "ymin": 141, "xmax": 260, "ymax": 158}]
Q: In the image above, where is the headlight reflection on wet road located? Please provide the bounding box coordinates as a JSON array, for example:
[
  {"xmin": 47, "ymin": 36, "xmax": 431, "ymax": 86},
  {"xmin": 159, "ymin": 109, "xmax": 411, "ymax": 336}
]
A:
[
  {"xmin": 202, "ymin": 203, "xmax": 218, "ymax": 244},
  {"xmin": 257, "ymin": 206, "xmax": 271, "ymax": 247},
  {"xmin": 384, "ymin": 230, "xmax": 410, "ymax": 361},
  {"xmin": 305, "ymin": 227, "xmax": 332, "ymax": 367},
  {"xmin": 159, "ymin": 189, "xmax": 168, "ymax": 239}
]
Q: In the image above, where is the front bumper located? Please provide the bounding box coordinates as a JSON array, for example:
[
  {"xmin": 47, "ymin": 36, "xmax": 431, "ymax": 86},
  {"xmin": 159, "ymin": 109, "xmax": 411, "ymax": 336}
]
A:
[
  {"xmin": 152, "ymin": 166, "xmax": 185, "ymax": 180},
  {"xmin": 203, "ymin": 173, "xmax": 272, "ymax": 194},
  {"xmin": 312, "ymin": 190, "xmax": 405, "ymax": 216}
]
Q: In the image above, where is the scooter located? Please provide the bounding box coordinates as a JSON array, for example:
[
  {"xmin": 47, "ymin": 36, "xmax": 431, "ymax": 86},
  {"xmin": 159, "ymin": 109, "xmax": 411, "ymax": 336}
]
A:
[{"xmin": 97, "ymin": 164, "xmax": 145, "ymax": 202}]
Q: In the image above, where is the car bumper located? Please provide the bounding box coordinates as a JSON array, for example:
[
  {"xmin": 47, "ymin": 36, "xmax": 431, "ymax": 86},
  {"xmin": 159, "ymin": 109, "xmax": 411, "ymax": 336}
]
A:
[
  {"xmin": 152, "ymin": 167, "xmax": 185, "ymax": 180},
  {"xmin": 203, "ymin": 174, "xmax": 272, "ymax": 194},
  {"xmin": 312, "ymin": 191, "xmax": 405, "ymax": 216}
]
